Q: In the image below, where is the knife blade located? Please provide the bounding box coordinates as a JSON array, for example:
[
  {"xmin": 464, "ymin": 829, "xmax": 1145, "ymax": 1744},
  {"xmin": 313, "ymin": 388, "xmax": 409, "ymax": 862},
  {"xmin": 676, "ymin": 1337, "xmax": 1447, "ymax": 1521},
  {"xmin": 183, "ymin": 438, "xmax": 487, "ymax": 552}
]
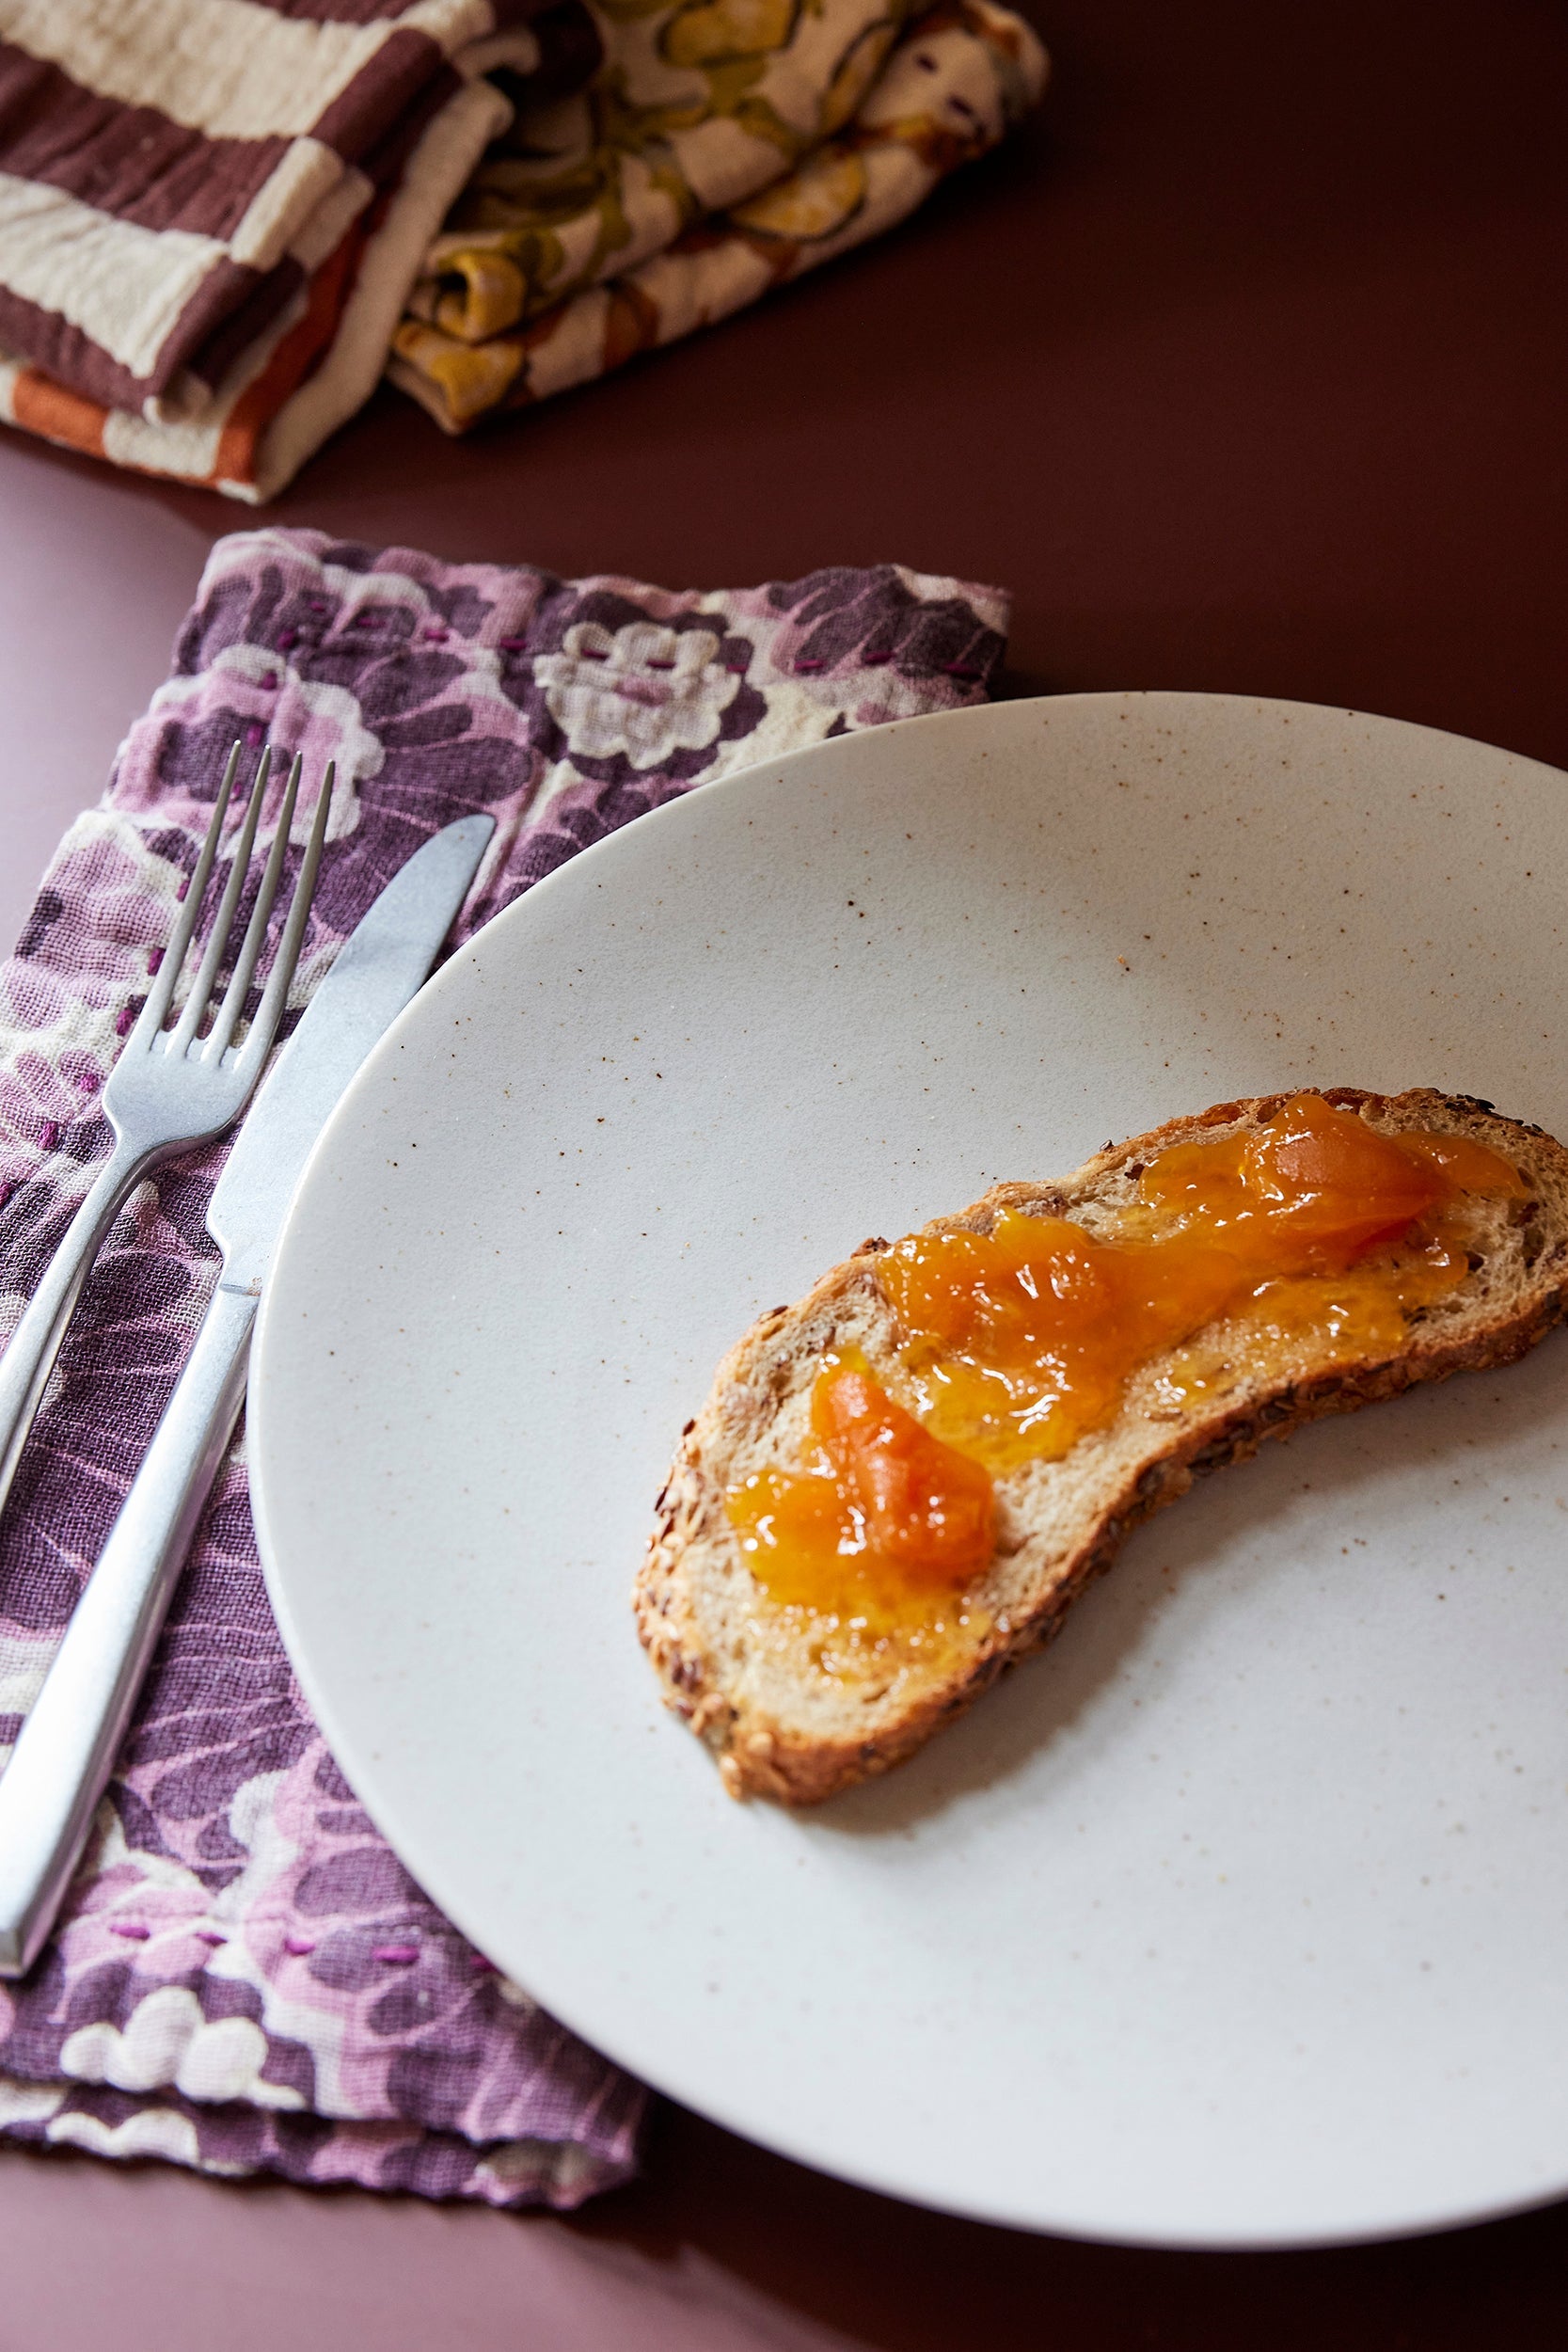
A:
[
  {"xmin": 207, "ymin": 811, "xmax": 494, "ymax": 1294},
  {"xmin": 0, "ymin": 813, "xmax": 494, "ymax": 1977}
]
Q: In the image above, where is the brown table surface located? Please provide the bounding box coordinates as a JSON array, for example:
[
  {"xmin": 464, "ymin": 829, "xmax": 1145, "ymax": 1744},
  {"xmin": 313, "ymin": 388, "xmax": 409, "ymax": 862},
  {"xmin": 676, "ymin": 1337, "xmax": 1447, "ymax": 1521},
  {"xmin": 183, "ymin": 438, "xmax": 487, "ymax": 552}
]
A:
[{"xmin": 4, "ymin": 1, "xmax": 1568, "ymax": 2341}]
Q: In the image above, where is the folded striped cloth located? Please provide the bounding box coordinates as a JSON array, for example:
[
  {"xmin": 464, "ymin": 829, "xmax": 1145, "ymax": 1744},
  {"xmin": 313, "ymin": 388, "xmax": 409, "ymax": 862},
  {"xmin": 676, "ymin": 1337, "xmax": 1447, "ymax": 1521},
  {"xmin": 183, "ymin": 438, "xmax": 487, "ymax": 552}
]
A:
[
  {"xmin": 0, "ymin": 526, "xmax": 1011, "ymax": 2202},
  {"xmin": 0, "ymin": 0, "xmax": 603, "ymax": 499},
  {"xmin": 0, "ymin": 0, "xmax": 1044, "ymax": 497}
]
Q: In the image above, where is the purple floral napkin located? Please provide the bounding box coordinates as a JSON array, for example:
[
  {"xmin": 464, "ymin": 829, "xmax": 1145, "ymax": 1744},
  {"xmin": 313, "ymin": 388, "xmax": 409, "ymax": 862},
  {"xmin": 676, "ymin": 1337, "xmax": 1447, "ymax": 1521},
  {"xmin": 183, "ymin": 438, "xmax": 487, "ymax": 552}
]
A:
[{"xmin": 0, "ymin": 527, "xmax": 1008, "ymax": 2203}]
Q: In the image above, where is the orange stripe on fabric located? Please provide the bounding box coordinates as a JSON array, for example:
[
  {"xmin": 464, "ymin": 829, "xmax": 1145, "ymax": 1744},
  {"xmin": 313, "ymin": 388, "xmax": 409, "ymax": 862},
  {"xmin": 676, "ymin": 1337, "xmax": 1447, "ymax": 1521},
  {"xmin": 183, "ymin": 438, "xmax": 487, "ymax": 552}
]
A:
[
  {"xmin": 211, "ymin": 213, "xmax": 371, "ymax": 487},
  {"xmin": 10, "ymin": 366, "xmax": 107, "ymax": 457}
]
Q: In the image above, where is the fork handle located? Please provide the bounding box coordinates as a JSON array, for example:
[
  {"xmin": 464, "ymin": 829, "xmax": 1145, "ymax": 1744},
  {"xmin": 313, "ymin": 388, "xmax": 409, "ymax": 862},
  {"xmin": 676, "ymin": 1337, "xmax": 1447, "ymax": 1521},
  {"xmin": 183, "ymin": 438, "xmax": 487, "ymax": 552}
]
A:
[
  {"xmin": 0, "ymin": 1133, "xmax": 152, "ymax": 1525},
  {"xmin": 0, "ymin": 1278, "xmax": 255, "ymax": 1977}
]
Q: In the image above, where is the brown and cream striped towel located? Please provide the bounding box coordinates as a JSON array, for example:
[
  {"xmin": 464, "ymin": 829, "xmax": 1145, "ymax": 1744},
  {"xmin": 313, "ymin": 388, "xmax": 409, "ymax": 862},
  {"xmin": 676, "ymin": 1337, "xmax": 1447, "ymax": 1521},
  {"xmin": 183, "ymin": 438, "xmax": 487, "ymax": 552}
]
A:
[{"xmin": 0, "ymin": 0, "xmax": 599, "ymax": 496}]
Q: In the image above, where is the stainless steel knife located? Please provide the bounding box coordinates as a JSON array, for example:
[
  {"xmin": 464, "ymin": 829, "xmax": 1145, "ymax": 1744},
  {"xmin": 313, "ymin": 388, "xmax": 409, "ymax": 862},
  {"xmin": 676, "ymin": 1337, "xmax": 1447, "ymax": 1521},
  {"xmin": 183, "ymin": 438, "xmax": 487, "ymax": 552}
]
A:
[{"xmin": 0, "ymin": 813, "xmax": 495, "ymax": 1977}]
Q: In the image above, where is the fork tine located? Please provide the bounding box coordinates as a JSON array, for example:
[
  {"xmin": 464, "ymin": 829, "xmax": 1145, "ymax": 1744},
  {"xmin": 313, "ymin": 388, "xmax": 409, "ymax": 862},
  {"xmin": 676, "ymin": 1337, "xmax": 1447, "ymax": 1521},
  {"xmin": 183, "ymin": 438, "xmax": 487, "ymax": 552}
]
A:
[
  {"xmin": 235, "ymin": 763, "xmax": 333, "ymax": 1080},
  {"xmin": 126, "ymin": 741, "xmax": 244, "ymax": 1050},
  {"xmin": 168, "ymin": 747, "xmax": 271, "ymax": 1056},
  {"xmin": 200, "ymin": 755, "xmax": 304, "ymax": 1067}
]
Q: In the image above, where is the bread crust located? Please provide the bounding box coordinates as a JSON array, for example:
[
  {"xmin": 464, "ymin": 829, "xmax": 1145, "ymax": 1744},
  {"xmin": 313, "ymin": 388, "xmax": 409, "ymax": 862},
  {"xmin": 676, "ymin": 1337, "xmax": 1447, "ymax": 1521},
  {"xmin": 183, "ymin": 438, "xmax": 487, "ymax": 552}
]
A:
[{"xmin": 635, "ymin": 1090, "xmax": 1568, "ymax": 1804}]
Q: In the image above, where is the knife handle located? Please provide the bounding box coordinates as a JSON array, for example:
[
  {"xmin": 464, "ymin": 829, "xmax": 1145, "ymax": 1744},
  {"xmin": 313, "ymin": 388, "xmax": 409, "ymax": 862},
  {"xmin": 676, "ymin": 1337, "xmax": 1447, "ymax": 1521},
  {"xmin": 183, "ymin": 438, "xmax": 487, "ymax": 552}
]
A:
[{"xmin": 0, "ymin": 1279, "xmax": 256, "ymax": 1978}]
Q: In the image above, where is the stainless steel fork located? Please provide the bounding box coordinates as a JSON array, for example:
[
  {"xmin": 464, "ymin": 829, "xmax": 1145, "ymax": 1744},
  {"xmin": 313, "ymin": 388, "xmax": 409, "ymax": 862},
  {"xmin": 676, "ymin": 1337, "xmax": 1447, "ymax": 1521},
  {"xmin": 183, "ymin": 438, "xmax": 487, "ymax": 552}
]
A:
[{"xmin": 0, "ymin": 741, "xmax": 332, "ymax": 1523}]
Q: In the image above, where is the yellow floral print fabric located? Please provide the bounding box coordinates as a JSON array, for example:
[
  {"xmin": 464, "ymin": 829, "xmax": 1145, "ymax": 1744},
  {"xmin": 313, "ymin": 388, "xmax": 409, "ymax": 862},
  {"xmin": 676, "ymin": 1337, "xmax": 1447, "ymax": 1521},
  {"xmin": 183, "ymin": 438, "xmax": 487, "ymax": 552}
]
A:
[{"xmin": 390, "ymin": 0, "xmax": 1048, "ymax": 433}]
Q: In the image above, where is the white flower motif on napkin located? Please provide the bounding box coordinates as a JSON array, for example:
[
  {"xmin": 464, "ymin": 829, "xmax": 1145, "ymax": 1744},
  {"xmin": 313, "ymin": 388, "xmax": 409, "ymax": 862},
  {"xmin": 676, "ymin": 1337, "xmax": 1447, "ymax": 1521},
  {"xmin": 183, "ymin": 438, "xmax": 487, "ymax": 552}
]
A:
[
  {"xmin": 60, "ymin": 1985, "xmax": 304, "ymax": 2108},
  {"xmin": 535, "ymin": 622, "xmax": 740, "ymax": 770},
  {"xmin": 0, "ymin": 2079, "xmax": 66, "ymax": 2126},
  {"xmin": 46, "ymin": 2104, "xmax": 205, "ymax": 2169}
]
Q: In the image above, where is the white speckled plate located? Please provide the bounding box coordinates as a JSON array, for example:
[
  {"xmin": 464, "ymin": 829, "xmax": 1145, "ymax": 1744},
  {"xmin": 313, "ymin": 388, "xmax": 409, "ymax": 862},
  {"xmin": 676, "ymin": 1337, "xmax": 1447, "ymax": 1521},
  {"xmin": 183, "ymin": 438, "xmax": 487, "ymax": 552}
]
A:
[{"xmin": 250, "ymin": 692, "xmax": 1568, "ymax": 2248}]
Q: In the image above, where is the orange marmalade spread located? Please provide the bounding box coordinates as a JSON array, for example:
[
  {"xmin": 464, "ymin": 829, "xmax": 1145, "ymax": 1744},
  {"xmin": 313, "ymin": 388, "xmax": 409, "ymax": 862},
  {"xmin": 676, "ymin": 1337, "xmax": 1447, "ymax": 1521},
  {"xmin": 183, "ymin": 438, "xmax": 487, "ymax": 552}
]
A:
[{"xmin": 726, "ymin": 1094, "xmax": 1528, "ymax": 1652}]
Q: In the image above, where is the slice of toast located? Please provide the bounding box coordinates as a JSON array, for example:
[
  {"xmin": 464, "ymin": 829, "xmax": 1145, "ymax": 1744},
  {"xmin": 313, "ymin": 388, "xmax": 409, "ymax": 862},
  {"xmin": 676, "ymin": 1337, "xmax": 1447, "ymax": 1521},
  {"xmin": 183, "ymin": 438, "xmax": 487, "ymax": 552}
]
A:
[{"xmin": 635, "ymin": 1090, "xmax": 1568, "ymax": 1804}]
